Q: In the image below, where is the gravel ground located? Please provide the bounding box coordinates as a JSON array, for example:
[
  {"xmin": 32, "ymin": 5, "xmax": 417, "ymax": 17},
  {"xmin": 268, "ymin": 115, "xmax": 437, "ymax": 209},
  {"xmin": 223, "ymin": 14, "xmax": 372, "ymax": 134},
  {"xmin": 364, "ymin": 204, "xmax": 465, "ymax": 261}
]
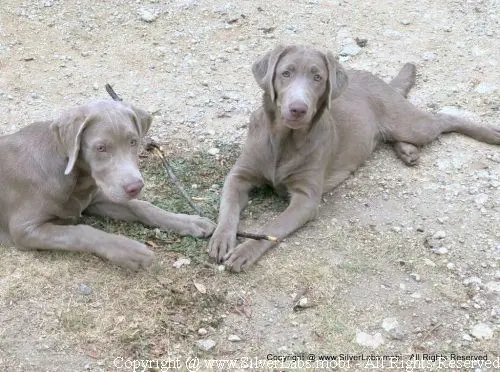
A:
[{"xmin": 0, "ymin": 0, "xmax": 498, "ymax": 371}]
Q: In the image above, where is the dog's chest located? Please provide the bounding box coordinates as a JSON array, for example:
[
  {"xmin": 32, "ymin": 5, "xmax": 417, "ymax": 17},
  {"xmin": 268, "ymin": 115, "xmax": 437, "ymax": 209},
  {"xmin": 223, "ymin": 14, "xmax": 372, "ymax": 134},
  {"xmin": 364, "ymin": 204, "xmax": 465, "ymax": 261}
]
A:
[{"xmin": 61, "ymin": 177, "xmax": 98, "ymax": 219}]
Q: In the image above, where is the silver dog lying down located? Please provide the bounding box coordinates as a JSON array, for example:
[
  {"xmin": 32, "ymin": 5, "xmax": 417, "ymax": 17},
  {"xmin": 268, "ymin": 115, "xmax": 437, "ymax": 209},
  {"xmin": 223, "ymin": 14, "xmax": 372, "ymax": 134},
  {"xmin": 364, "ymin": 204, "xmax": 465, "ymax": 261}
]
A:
[
  {"xmin": 0, "ymin": 101, "xmax": 215, "ymax": 270},
  {"xmin": 209, "ymin": 44, "xmax": 500, "ymax": 272}
]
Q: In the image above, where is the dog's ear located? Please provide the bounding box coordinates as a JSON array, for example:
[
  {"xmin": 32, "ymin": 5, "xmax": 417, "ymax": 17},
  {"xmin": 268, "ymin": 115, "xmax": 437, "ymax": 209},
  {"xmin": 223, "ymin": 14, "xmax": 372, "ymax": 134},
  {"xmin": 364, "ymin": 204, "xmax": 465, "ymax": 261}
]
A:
[
  {"xmin": 325, "ymin": 52, "xmax": 349, "ymax": 108},
  {"xmin": 252, "ymin": 45, "xmax": 288, "ymax": 102},
  {"xmin": 50, "ymin": 107, "xmax": 91, "ymax": 175},
  {"xmin": 128, "ymin": 104, "xmax": 152, "ymax": 138}
]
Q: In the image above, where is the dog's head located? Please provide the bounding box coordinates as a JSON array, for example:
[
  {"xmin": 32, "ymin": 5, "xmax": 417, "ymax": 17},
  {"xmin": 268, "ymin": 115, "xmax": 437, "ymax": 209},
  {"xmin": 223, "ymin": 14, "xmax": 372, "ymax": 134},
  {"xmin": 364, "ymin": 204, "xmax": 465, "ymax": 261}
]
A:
[
  {"xmin": 51, "ymin": 100, "xmax": 152, "ymax": 202},
  {"xmin": 252, "ymin": 45, "xmax": 348, "ymax": 130}
]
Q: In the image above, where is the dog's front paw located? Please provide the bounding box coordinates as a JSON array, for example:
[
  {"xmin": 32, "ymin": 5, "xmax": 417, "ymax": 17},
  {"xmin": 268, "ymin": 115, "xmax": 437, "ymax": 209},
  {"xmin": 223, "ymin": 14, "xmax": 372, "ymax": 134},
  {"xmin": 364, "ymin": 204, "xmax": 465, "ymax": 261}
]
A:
[
  {"xmin": 104, "ymin": 240, "xmax": 155, "ymax": 271},
  {"xmin": 208, "ymin": 226, "xmax": 236, "ymax": 263},
  {"xmin": 223, "ymin": 240, "xmax": 265, "ymax": 272},
  {"xmin": 182, "ymin": 216, "xmax": 216, "ymax": 238}
]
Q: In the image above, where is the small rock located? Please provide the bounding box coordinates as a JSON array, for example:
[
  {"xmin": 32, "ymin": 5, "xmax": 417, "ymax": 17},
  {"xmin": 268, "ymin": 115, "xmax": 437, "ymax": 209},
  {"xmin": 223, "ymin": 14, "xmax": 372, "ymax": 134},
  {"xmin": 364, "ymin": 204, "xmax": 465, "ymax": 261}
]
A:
[
  {"xmin": 410, "ymin": 292, "xmax": 422, "ymax": 299},
  {"xmin": 382, "ymin": 317, "xmax": 398, "ymax": 332},
  {"xmin": 227, "ymin": 334, "xmax": 242, "ymax": 342},
  {"xmin": 392, "ymin": 225, "xmax": 402, "ymax": 233},
  {"xmin": 474, "ymin": 193, "xmax": 489, "ymax": 206},
  {"xmin": 139, "ymin": 9, "xmax": 158, "ymax": 23},
  {"xmin": 433, "ymin": 230, "xmax": 446, "ymax": 239},
  {"xmin": 438, "ymin": 106, "xmax": 473, "ymax": 119},
  {"xmin": 400, "ymin": 19, "xmax": 410, "ymax": 25},
  {"xmin": 355, "ymin": 37, "xmax": 368, "ymax": 47},
  {"xmin": 299, "ymin": 297, "xmax": 308, "ymax": 307},
  {"xmin": 470, "ymin": 323, "xmax": 493, "ymax": 340},
  {"xmin": 208, "ymin": 147, "xmax": 220, "ymax": 156},
  {"xmin": 339, "ymin": 44, "xmax": 361, "ymax": 57},
  {"xmin": 81, "ymin": 51, "xmax": 90, "ymax": 57},
  {"xmin": 462, "ymin": 333, "xmax": 473, "ymax": 341},
  {"xmin": 446, "ymin": 262, "xmax": 455, "ymax": 270},
  {"xmin": 423, "ymin": 258, "xmax": 436, "ymax": 267},
  {"xmin": 485, "ymin": 281, "xmax": 500, "ymax": 292},
  {"xmin": 77, "ymin": 284, "xmax": 92, "ymax": 295},
  {"xmin": 410, "ymin": 273, "xmax": 421, "ymax": 282},
  {"xmin": 173, "ymin": 258, "xmax": 191, "ymax": 268},
  {"xmin": 422, "ymin": 51, "xmax": 438, "ymax": 61},
  {"xmin": 92, "ymin": 83, "xmax": 99, "ymax": 91},
  {"xmin": 463, "ymin": 277, "xmax": 482, "ymax": 287},
  {"xmin": 474, "ymin": 83, "xmax": 498, "ymax": 94},
  {"xmin": 196, "ymin": 339, "xmax": 216, "ymax": 351},
  {"xmin": 432, "ymin": 247, "xmax": 449, "ymax": 255},
  {"xmin": 355, "ymin": 331, "xmax": 384, "ymax": 348},
  {"xmin": 198, "ymin": 328, "xmax": 208, "ymax": 336}
]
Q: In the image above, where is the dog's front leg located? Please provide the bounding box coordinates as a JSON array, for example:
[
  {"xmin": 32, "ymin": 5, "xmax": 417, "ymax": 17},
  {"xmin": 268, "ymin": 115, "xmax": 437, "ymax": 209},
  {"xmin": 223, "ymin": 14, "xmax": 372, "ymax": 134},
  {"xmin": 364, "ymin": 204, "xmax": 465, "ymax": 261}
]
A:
[
  {"xmin": 86, "ymin": 198, "xmax": 215, "ymax": 238},
  {"xmin": 10, "ymin": 221, "xmax": 154, "ymax": 270},
  {"xmin": 223, "ymin": 191, "xmax": 320, "ymax": 272},
  {"xmin": 208, "ymin": 170, "xmax": 255, "ymax": 262}
]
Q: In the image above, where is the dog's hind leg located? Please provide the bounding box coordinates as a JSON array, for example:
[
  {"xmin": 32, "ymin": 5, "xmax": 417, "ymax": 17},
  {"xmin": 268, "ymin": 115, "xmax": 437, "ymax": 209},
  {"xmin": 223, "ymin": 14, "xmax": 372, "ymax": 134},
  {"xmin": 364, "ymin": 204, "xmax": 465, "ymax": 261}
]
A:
[{"xmin": 389, "ymin": 63, "xmax": 421, "ymax": 165}]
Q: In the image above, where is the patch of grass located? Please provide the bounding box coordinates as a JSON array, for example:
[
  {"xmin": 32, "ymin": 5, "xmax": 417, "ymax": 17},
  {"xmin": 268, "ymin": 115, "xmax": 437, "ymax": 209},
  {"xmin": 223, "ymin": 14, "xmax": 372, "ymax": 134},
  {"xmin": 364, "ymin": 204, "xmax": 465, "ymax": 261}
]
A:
[{"xmin": 82, "ymin": 143, "xmax": 288, "ymax": 264}]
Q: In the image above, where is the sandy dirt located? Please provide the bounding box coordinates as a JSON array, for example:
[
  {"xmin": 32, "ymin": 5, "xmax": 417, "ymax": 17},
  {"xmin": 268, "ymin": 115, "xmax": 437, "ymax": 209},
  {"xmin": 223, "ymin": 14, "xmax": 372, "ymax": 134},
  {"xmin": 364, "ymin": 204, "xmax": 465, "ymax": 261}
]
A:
[{"xmin": 0, "ymin": 0, "xmax": 498, "ymax": 371}]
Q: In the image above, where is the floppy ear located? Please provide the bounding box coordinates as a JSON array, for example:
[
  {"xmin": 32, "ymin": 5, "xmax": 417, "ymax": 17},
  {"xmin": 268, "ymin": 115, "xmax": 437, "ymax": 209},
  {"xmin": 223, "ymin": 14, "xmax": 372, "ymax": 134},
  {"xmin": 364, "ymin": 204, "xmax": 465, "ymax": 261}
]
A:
[
  {"xmin": 325, "ymin": 52, "xmax": 349, "ymax": 108},
  {"xmin": 50, "ymin": 107, "xmax": 91, "ymax": 175},
  {"xmin": 252, "ymin": 45, "xmax": 288, "ymax": 102},
  {"xmin": 128, "ymin": 104, "xmax": 152, "ymax": 138}
]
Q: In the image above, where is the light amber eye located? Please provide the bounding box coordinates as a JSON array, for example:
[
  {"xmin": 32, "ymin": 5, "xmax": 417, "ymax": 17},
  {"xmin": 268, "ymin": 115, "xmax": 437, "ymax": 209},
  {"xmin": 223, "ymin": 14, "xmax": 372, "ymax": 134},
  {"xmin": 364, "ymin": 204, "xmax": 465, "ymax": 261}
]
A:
[
  {"xmin": 130, "ymin": 139, "xmax": 138, "ymax": 146},
  {"xmin": 96, "ymin": 144, "xmax": 106, "ymax": 152},
  {"xmin": 282, "ymin": 71, "xmax": 290, "ymax": 78},
  {"xmin": 314, "ymin": 74, "xmax": 322, "ymax": 81}
]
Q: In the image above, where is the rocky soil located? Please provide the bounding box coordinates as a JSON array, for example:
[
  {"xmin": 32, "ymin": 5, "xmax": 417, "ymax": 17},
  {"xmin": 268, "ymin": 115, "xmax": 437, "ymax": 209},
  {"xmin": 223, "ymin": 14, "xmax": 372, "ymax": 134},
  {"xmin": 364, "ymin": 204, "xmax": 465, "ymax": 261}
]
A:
[{"xmin": 0, "ymin": 0, "xmax": 498, "ymax": 371}]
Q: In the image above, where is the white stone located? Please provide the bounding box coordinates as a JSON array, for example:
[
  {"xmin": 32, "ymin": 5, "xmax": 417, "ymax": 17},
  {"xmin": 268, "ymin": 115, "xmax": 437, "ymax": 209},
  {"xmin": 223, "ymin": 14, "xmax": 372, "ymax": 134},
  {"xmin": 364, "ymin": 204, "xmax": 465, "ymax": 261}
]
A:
[
  {"xmin": 196, "ymin": 339, "xmax": 216, "ymax": 351},
  {"xmin": 208, "ymin": 147, "xmax": 220, "ymax": 156},
  {"xmin": 172, "ymin": 258, "xmax": 191, "ymax": 268},
  {"xmin": 382, "ymin": 317, "xmax": 399, "ymax": 332},
  {"xmin": 470, "ymin": 323, "xmax": 493, "ymax": 340},
  {"xmin": 228, "ymin": 334, "xmax": 242, "ymax": 342},
  {"xmin": 355, "ymin": 331, "xmax": 385, "ymax": 348}
]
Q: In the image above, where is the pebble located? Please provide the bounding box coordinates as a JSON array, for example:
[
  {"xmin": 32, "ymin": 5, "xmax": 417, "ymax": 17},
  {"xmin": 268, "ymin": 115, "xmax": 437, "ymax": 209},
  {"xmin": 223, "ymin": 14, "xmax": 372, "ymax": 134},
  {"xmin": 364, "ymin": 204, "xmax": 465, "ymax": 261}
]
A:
[
  {"xmin": 339, "ymin": 44, "xmax": 361, "ymax": 57},
  {"xmin": 77, "ymin": 284, "xmax": 92, "ymax": 295},
  {"xmin": 470, "ymin": 323, "xmax": 493, "ymax": 340},
  {"xmin": 432, "ymin": 247, "xmax": 449, "ymax": 255},
  {"xmin": 410, "ymin": 292, "xmax": 422, "ymax": 299},
  {"xmin": 485, "ymin": 281, "xmax": 500, "ymax": 292},
  {"xmin": 433, "ymin": 230, "xmax": 446, "ymax": 239},
  {"xmin": 463, "ymin": 277, "xmax": 482, "ymax": 286},
  {"xmin": 422, "ymin": 52, "xmax": 438, "ymax": 61},
  {"xmin": 196, "ymin": 339, "xmax": 216, "ymax": 351},
  {"xmin": 92, "ymin": 83, "xmax": 99, "ymax": 91},
  {"xmin": 172, "ymin": 258, "xmax": 191, "ymax": 268},
  {"xmin": 400, "ymin": 19, "xmax": 410, "ymax": 25},
  {"xmin": 355, "ymin": 331, "xmax": 385, "ymax": 348},
  {"xmin": 198, "ymin": 328, "xmax": 208, "ymax": 335},
  {"xmin": 139, "ymin": 9, "xmax": 158, "ymax": 23},
  {"xmin": 438, "ymin": 106, "xmax": 473, "ymax": 118},
  {"xmin": 423, "ymin": 258, "xmax": 436, "ymax": 267},
  {"xmin": 474, "ymin": 83, "xmax": 498, "ymax": 94},
  {"xmin": 381, "ymin": 317, "xmax": 398, "ymax": 332},
  {"xmin": 446, "ymin": 262, "xmax": 455, "ymax": 270},
  {"xmin": 474, "ymin": 193, "xmax": 489, "ymax": 206},
  {"xmin": 410, "ymin": 273, "xmax": 421, "ymax": 282},
  {"xmin": 227, "ymin": 334, "xmax": 242, "ymax": 342},
  {"xmin": 208, "ymin": 147, "xmax": 220, "ymax": 156},
  {"xmin": 462, "ymin": 333, "xmax": 473, "ymax": 341}
]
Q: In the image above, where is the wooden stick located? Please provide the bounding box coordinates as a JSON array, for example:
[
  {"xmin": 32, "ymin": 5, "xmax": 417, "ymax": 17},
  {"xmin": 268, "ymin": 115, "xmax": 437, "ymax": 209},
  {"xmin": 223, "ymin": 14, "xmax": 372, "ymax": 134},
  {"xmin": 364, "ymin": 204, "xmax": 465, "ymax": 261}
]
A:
[
  {"xmin": 105, "ymin": 84, "xmax": 279, "ymax": 243},
  {"xmin": 105, "ymin": 84, "xmax": 122, "ymax": 101}
]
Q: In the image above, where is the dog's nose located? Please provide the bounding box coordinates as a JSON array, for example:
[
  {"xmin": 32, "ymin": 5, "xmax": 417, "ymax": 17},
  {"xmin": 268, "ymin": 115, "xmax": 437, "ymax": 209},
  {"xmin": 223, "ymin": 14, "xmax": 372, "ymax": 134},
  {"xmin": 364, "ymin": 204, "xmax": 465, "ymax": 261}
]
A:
[
  {"xmin": 289, "ymin": 102, "xmax": 308, "ymax": 118},
  {"xmin": 124, "ymin": 180, "xmax": 144, "ymax": 197}
]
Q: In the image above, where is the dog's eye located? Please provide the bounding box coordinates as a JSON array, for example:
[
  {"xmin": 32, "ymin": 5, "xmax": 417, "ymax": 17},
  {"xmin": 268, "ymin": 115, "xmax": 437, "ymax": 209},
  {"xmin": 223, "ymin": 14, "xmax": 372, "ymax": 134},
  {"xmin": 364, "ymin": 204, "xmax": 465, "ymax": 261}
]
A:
[
  {"xmin": 96, "ymin": 144, "xmax": 106, "ymax": 152},
  {"xmin": 314, "ymin": 74, "xmax": 322, "ymax": 81},
  {"xmin": 130, "ymin": 139, "xmax": 138, "ymax": 146},
  {"xmin": 282, "ymin": 71, "xmax": 290, "ymax": 78}
]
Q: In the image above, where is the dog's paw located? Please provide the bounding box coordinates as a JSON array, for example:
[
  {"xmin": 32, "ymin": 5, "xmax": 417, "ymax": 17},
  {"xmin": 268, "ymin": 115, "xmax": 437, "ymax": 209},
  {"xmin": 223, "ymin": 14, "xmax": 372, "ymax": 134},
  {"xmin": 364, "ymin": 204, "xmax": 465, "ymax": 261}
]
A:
[
  {"xmin": 223, "ymin": 240, "xmax": 265, "ymax": 272},
  {"xmin": 208, "ymin": 226, "xmax": 236, "ymax": 263},
  {"xmin": 394, "ymin": 142, "xmax": 420, "ymax": 166},
  {"xmin": 105, "ymin": 240, "xmax": 154, "ymax": 271},
  {"xmin": 183, "ymin": 216, "xmax": 216, "ymax": 238}
]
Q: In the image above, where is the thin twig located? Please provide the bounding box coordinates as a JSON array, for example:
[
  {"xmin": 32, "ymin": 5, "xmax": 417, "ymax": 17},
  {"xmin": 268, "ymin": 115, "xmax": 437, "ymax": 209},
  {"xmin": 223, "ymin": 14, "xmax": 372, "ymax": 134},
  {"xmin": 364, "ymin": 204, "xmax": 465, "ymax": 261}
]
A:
[
  {"xmin": 236, "ymin": 232, "xmax": 280, "ymax": 242},
  {"xmin": 105, "ymin": 83, "xmax": 122, "ymax": 101}
]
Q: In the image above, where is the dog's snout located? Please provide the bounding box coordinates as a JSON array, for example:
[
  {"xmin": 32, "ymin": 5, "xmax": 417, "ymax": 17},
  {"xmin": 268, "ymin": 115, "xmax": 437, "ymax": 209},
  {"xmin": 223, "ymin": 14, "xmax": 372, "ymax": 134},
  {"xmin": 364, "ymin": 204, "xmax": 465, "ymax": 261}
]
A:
[
  {"xmin": 289, "ymin": 101, "xmax": 308, "ymax": 118},
  {"xmin": 123, "ymin": 180, "xmax": 144, "ymax": 197}
]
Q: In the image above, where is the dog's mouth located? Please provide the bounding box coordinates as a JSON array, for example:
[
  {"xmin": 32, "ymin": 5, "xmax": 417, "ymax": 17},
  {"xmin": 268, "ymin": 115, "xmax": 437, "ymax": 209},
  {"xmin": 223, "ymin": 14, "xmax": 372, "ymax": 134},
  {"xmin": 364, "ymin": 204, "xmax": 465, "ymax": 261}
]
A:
[{"xmin": 282, "ymin": 116, "xmax": 310, "ymax": 129}]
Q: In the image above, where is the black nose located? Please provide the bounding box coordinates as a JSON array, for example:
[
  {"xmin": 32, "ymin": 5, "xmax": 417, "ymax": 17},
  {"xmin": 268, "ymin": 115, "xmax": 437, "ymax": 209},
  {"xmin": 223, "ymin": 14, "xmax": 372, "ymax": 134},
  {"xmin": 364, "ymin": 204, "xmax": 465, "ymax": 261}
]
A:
[
  {"xmin": 289, "ymin": 102, "xmax": 308, "ymax": 118},
  {"xmin": 124, "ymin": 180, "xmax": 144, "ymax": 197}
]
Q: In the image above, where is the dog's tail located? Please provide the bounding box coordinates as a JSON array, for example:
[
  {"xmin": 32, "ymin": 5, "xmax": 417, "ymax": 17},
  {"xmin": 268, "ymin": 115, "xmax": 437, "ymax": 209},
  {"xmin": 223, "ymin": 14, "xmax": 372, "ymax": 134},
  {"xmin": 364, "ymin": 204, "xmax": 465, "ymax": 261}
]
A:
[
  {"xmin": 437, "ymin": 113, "xmax": 500, "ymax": 145},
  {"xmin": 389, "ymin": 63, "xmax": 416, "ymax": 98}
]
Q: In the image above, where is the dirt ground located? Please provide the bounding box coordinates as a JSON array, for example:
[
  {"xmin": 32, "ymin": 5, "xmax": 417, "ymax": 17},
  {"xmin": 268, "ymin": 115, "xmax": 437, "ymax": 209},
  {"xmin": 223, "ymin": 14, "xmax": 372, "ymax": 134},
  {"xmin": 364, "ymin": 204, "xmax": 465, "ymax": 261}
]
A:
[{"xmin": 0, "ymin": 0, "xmax": 498, "ymax": 371}]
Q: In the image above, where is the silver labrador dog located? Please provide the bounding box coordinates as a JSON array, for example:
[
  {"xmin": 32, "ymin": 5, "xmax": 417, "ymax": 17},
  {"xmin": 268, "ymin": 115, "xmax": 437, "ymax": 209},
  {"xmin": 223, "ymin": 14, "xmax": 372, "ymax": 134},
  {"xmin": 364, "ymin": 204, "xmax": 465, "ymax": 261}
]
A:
[
  {"xmin": 209, "ymin": 44, "xmax": 500, "ymax": 272},
  {"xmin": 0, "ymin": 100, "xmax": 215, "ymax": 270}
]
